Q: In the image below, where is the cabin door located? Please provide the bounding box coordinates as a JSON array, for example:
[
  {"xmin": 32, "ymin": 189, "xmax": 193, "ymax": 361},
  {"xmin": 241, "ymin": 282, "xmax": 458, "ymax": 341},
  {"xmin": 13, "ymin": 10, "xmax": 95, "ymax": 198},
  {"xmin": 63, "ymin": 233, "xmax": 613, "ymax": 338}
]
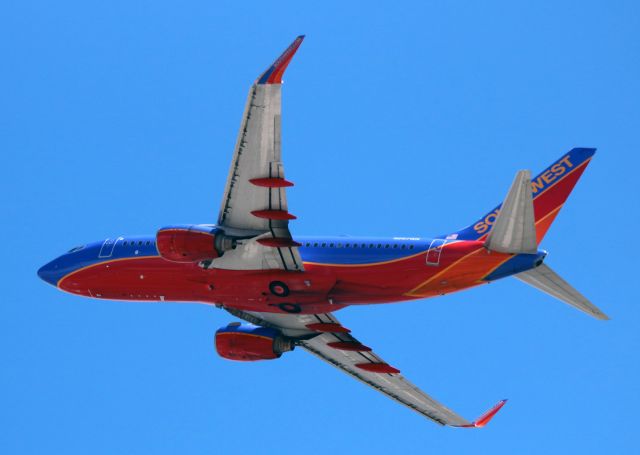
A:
[{"xmin": 426, "ymin": 239, "xmax": 446, "ymax": 266}]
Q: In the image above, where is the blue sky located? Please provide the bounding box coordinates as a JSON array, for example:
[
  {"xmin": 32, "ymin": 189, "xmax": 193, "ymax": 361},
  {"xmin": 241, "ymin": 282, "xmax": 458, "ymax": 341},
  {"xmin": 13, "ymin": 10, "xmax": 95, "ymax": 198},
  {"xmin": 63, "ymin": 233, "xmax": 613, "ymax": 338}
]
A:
[{"xmin": 2, "ymin": 0, "xmax": 639, "ymax": 453}]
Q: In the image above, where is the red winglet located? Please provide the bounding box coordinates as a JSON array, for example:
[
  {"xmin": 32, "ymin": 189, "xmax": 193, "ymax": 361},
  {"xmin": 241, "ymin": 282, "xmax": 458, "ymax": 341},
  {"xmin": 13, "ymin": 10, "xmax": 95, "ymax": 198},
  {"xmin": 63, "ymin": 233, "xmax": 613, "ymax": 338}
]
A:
[
  {"xmin": 257, "ymin": 35, "xmax": 305, "ymax": 85},
  {"xmin": 457, "ymin": 399, "xmax": 508, "ymax": 428}
]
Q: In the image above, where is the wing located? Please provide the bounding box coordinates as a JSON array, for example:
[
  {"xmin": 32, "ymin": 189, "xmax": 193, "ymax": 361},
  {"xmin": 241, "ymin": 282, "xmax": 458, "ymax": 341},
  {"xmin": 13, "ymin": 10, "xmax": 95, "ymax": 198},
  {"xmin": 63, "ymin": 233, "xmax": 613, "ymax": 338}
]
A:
[
  {"xmin": 224, "ymin": 307, "xmax": 507, "ymax": 427},
  {"xmin": 215, "ymin": 36, "xmax": 305, "ymax": 272}
]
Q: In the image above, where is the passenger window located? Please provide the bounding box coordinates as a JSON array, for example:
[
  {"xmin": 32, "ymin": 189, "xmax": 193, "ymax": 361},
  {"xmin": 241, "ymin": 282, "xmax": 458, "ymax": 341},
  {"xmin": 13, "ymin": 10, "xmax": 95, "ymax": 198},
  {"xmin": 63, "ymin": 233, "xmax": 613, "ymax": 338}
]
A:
[
  {"xmin": 321, "ymin": 243, "xmax": 326, "ymax": 247},
  {"xmin": 409, "ymin": 245, "xmax": 414, "ymax": 250},
  {"xmin": 385, "ymin": 244, "xmax": 390, "ymax": 249},
  {"xmin": 313, "ymin": 243, "xmax": 318, "ymax": 247},
  {"xmin": 346, "ymin": 243, "xmax": 350, "ymax": 248},
  {"xmin": 330, "ymin": 243, "xmax": 334, "ymax": 247},
  {"xmin": 393, "ymin": 244, "xmax": 398, "ymax": 249},
  {"xmin": 377, "ymin": 244, "xmax": 382, "ymax": 248}
]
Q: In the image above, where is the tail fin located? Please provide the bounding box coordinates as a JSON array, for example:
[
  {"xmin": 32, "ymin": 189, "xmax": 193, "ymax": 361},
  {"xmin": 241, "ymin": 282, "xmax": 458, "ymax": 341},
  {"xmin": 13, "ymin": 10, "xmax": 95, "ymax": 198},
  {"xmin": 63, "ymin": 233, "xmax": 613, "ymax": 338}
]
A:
[
  {"xmin": 485, "ymin": 170, "xmax": 537, "ymax": 254},
  {"xmin": 451, "ymin": 148, "xmax": 596, "ymax": 242},
  {"xmin": 516, "ymin": 264, "xmax": 609, "ymax": 320}
]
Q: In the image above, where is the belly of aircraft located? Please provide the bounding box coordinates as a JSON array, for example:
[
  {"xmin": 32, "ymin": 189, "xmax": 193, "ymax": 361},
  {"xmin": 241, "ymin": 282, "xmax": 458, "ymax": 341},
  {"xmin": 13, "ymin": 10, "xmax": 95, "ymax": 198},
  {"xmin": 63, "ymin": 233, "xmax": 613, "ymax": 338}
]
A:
[{"xmin": 57, "ymin": 239, "xmax": 519, "ymax": 314}]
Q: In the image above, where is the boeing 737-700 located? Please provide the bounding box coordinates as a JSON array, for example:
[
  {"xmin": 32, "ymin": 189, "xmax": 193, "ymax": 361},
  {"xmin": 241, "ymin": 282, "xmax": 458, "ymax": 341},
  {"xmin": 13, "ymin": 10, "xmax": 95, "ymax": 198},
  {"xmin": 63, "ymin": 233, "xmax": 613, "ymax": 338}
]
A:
[{"xmin": 38, "ymin": 36, "xmax": 607, "ymax": 427}]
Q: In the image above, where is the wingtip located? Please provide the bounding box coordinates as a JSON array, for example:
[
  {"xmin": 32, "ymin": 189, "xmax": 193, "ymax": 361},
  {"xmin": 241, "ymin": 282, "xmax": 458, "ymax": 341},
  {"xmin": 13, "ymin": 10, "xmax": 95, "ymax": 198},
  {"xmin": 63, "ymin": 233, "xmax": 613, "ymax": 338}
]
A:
[
  {"xmin": 472, "ymin": 399, "xmax": 508, "ymax": 428},
  {"xmin": 455, "ymin": 399, "xmax": 508, "ymax": 428},
  {"xmin": 257, "ymin": 35, "xmax": 305, "ymax": 85}
]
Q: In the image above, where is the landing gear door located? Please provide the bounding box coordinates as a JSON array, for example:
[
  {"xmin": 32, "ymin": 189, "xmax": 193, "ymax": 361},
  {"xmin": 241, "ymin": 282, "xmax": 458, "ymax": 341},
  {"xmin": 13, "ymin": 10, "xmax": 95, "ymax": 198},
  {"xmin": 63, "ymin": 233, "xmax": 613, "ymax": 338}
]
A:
[{"xmin": 426, "ymin": 239, "xmax": 447, "ymax": 266}]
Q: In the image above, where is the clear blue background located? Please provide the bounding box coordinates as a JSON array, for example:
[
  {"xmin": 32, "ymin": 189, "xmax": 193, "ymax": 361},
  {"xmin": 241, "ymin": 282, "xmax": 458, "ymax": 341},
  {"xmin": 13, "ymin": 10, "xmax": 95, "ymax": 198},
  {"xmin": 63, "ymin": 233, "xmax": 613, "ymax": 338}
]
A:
[{"xmin": 2, "ymin": 1, "xmax": 638, "ymax": 453}]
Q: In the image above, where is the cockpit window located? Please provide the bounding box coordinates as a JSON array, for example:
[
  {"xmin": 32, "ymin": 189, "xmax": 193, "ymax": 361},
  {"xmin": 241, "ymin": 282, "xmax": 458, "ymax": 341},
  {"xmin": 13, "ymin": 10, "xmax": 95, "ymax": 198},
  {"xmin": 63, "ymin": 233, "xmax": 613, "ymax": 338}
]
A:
[{"xmin": 67, "ymin": 245, "xmax": 85, "ymax": 253}]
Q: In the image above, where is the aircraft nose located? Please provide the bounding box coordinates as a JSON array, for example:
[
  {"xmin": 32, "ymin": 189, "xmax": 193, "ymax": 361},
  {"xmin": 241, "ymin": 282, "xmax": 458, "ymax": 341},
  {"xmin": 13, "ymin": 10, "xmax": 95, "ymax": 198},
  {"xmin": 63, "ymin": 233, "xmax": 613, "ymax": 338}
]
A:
[{"xmin": 37, "ymin": 259, "xmax": 61, "ymax": 286}]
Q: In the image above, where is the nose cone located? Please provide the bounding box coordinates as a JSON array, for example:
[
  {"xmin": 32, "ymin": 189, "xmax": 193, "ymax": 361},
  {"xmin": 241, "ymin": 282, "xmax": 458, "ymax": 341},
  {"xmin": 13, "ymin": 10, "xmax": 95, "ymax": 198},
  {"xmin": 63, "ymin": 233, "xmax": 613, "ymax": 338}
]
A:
[{"xmin": 37, "ymin": 258, "xmax": 61, "ymax": 286}]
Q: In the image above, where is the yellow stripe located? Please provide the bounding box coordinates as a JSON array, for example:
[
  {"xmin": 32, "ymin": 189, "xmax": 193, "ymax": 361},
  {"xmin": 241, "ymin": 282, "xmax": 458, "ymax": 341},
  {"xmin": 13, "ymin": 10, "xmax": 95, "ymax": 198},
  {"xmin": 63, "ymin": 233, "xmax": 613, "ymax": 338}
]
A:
[
  {"xmin": 405, "ymin": 247, "xmax": 485, "ymax": 296},
  {"xmin": 480, "ymin": 255, "xmax": 516, "ymax": 280},
  {"xmin": 535, "ymin": 203, "xmax": 564, "ymax": 227},
  {"xmin": 57, "ymin": 255, "xmax": 158, "ymax": 287}
]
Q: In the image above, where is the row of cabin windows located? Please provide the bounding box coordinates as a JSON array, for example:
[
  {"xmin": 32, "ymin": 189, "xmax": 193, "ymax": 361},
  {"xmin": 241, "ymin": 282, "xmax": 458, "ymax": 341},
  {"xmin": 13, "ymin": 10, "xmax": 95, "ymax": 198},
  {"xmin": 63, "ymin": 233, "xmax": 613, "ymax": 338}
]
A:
[
  {"xmin": 121, "ymin": 240, "xmax": 155, "ymax": 247},
  {"xmin": 116, "ymin": 239, "xmax": 413, "ymax": 250},
  {"xmin": 303, "ymin": 242, "xmax": 414, "ymax": 250}
]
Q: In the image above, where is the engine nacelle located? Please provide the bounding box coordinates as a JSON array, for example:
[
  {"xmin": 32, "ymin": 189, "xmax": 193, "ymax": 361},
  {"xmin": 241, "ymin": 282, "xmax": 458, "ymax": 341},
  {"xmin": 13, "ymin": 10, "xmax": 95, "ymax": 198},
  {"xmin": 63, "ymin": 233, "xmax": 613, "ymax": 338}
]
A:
[
  {"xmin": 156, "ymin": 224, "xmax": 235, "ymax": 262},
  {"xmin": 215, "ymin": 322, "xmax": 294, "ymax": 361}
]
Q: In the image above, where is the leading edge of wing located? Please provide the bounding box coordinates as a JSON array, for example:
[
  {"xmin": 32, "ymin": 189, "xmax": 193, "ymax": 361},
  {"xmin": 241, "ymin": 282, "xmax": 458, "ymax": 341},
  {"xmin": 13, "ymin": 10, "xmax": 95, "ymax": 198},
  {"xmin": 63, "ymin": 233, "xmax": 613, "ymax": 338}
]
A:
[{"xmin": 257, "ymin": 35, "xmax": 305, "ymax": 85}]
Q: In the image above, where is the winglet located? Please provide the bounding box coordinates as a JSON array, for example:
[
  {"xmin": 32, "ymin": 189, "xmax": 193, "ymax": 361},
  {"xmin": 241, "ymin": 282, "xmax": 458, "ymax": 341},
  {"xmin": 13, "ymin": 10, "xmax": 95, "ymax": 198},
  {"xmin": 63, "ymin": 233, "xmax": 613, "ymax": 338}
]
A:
[
  {"xmin": 456, "ymin": 399, "xmax": 508, "ymax": 428},
  {"xmin": 257, "ymin": 35, "xmax": 305, "ymax": 85}
]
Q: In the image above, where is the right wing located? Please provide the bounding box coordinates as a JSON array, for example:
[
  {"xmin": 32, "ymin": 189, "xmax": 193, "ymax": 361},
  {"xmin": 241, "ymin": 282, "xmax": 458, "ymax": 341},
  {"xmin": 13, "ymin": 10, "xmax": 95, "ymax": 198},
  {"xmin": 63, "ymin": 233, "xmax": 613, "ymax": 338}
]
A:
[{"xmin": 224, "ymin": 307, "xmax": 507, "ymax": 427}]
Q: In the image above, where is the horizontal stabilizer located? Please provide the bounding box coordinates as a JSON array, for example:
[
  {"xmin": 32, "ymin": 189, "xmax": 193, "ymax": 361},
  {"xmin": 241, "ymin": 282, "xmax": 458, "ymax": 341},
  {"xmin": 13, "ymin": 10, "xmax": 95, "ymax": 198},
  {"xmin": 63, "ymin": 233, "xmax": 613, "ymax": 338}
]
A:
[
  {"xmin": 515, "ymin": 264, "xmax": 609, "ymax": 320},
  {"xmin": 485, "ymin": 170, "xmax": 537, "ymax": 254}
]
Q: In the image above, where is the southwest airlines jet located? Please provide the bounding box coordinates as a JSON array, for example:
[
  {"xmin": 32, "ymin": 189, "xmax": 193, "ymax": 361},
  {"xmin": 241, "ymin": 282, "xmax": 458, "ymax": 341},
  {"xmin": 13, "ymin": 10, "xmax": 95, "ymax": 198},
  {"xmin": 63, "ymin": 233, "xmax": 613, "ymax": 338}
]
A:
[{"xmin": 37, "ymin": 36, "xmax": 607, "ymax": 427}]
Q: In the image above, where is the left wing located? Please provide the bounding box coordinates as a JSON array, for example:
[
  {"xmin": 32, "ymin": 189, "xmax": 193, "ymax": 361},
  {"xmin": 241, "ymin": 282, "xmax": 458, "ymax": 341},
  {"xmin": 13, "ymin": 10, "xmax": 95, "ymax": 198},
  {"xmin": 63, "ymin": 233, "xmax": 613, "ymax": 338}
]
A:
[
  {"xmin": 224, "ymin": 307, "xmax": 507, "ymax": 427},
  {"xmin": 214, "ymin": 36, "xmax": 305, "ymax": 271}
]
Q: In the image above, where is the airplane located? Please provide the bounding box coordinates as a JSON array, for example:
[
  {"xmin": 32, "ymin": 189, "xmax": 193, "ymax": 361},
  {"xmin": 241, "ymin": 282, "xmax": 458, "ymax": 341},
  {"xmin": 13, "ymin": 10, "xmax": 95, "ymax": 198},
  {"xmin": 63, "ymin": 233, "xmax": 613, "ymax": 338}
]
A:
[{"xmin": 37, "ymin": 35, "xmax": 607, "ymax": 427}]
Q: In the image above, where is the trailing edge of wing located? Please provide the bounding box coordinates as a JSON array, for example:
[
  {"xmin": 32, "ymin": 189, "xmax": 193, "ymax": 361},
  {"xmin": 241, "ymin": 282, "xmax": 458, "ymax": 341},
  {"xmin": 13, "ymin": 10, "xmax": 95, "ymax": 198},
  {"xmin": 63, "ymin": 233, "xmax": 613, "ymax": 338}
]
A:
[
  {"xmin": 485, "ymin": 170, "xmax": 538, "ymax": 254},
  {"xmin": 223, "ymin": 307, "xmax": 507, "ymax": 427},
  {"xmin": 515, "ymin": 263, "xmax": 609, "ymax": 320}
]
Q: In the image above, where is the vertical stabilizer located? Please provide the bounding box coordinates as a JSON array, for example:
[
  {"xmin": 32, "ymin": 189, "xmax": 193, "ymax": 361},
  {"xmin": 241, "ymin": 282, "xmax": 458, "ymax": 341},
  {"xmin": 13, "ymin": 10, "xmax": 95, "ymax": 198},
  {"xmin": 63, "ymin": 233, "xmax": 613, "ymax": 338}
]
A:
[
  {"xmin": 485, "ymin": 170, "xmax": 537, "ymax": 254},
  {"xmin": 451, "ymin": 148, "xmax": 596, "ymax": 242}
]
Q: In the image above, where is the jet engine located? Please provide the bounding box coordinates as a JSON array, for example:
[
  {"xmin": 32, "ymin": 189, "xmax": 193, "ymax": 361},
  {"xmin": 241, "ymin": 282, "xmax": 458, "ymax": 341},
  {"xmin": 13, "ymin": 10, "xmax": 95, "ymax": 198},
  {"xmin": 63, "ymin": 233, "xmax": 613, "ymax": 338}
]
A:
[
  {"xmin": 215, "ymin": 322, "xmax": 294, "ymax": 361},
  {"xmin": 156, "ymin": 224, "xmax": 236, "ymax": 262}
]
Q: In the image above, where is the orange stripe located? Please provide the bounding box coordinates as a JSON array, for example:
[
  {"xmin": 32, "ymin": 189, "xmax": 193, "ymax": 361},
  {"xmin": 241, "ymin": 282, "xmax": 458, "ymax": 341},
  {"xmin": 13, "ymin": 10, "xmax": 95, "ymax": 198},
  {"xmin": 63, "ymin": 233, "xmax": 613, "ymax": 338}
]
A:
[
  {"xmin": 406, "ymin": 247, "xmax": 512, "ymax": 297},
  {"xmin": 57, "ymin": 256, "xmax": 158, "ymax": 287}
]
